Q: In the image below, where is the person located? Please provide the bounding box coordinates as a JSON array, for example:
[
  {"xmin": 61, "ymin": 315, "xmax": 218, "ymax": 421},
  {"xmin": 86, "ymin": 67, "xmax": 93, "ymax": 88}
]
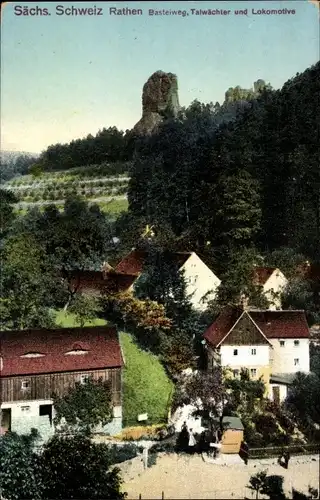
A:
[
  {"xmin": 241, "ymin": 441, "xmax": 249, "ymax": 465},
  {"xmin": 176, "ymin": 421, "xmax": 189, "ymax": 452},
  {"xmin": 283, "ymin": 450, "xmax": 290, "ymax": 469},
  {"xmin": 188, "ymin": 428, "xmax": 196, "ymax": 454}
]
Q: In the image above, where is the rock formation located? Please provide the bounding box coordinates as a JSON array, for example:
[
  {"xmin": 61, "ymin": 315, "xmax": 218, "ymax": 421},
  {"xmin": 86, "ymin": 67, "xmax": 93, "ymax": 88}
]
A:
[{"xmin": 133, "ymin": 70, "xmax": 180, "ymax": 136}]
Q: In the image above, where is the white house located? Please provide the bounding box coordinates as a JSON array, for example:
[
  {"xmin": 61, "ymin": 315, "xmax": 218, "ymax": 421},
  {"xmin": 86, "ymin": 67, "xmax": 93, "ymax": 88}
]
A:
[
  {"xmin": 0, "ymin": 326, "xmax": 124, "ymax": 441},
  {"xmin": 114, "ymin": 249, "xmax": 221, "ymax": 311},
  {"xmin": 203, "ymin": 307, "xmax": 310, "ymax": 404},
  {"xmin": 252, "ymin": 267, "xmax": 288, "ymax": 310}
]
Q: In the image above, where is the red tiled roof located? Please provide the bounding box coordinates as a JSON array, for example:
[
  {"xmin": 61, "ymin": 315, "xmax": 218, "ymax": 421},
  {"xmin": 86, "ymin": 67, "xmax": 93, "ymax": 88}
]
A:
[
  {"xmin": 69, "ymin": 270, "xmax": 136, "ymax": 294},
  {"xmin": 250, "ymin": 310, "xmax": 310, "ymax": 339},
  {"xmin": 115, "ymin": 250, "xmax": 146, "ymax": 275},
  {"xmin": 252, "ymin": 267, "xmax": 277, "ymax": 285},
  {"xmin": 204, "ymin": 308, "xmax": 310, "ymax": 347},
  {"xmin": 203, "ymin": 306, "xmax": 243, "ymax": 347},
  {"xmin": 114, "ymin": 250, "xmax": 192, "ymax": 275},
  {"xmin": 0, "ymin": 326, "xmax": 123, "ymax": 377}
]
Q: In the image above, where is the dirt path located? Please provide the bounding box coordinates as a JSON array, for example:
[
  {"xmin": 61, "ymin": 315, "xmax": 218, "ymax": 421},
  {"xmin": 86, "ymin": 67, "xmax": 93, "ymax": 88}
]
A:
[{"xmin": 123, "ymin": 453, "xmax": 319, "ymax": 499}]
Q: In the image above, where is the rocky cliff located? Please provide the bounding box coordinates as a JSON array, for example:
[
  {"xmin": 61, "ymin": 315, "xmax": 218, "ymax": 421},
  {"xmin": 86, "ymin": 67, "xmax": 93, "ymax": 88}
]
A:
[{"xmin": 133, "ymin": 70, "xmax": 180, "ymax": 135}]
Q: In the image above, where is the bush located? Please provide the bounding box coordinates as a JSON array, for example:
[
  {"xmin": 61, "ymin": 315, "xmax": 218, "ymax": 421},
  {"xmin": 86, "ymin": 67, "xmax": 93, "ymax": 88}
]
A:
[
  {"xmin": 147, "ymin": 451, "xmax": 158, "ymax": 468},
  {"xmin": 40, "ymin": 434, "xmax": 126, "ymax": 500},
  {"xmin": 107, "ymin": 443, "xmax": 140, "ymax": 464}
]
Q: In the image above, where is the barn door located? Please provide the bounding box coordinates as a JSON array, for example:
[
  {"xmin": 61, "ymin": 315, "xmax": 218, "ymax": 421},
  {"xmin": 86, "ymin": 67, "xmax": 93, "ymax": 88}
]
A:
[{"xmin": 272, "ymin": 386, "xmax": 280, "ymax": 405}]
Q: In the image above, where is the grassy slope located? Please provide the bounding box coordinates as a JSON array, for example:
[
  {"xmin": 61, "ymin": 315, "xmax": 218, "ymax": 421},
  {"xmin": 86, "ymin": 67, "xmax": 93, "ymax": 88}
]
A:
[
  {"xmin": 54, "ymin": 309, "xmax": 107, "ymax": 327},
  {"xmin": 120, "ymin": 332, "xmax": 174, "ymax": 427},
  {"xmin": 54, "ymin": 311, "xmax": 173, "ymax": 428}
]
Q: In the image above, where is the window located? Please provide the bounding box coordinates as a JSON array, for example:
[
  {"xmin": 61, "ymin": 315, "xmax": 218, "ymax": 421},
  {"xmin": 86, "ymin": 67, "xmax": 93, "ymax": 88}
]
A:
[
  {"xmin": 251, "ymin": 348, "xmax": 257, "ymax": 355},
  {"xmin": 250, "ymin": 369, "xmax": 257, "ymax": 377},
  {"xmin": 79, "ymin": 374, "xmax": 89, "ymax": 384},
  {"xmin": 233, "ymin": 349, "xmax": 238, "ymax": 356},
  {"xmin": 21, "ymin": 406, "xmax": 30, "ymax": 412},
  {"xmin": 39, "ymin": 404, "xmax": 53, "ymax": 425},
  {"xmin": 21, "ymin": 380, "xmax": 30, "ymax": 390},
  {"xmin": 280, "ymin": 340, "xmax": 285, "ymax": 347},
  {"xmin": 294, "ymin": 358, "xmax": 300, "ymax": 366},
  {"xmin": 294, "ymin": 340, "xmax": 300, "ymax": 346}
]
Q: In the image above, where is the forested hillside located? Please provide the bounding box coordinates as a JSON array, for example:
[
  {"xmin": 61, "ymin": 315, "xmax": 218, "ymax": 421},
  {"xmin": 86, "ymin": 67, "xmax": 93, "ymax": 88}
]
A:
[{"xmin": 128, "ymin": 62, "xmax": 320, "ymax": 263}]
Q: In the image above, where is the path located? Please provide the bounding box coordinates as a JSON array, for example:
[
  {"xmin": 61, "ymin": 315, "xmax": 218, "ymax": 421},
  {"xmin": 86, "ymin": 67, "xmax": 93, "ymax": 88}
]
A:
[{"xmin": 123, "ymin": 453, "xmax": 320, "ymax": 500}]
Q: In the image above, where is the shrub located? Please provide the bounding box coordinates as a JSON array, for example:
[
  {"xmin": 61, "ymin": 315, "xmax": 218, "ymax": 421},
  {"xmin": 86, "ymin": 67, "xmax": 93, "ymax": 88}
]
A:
[
  {"xmin": 147, "ymin": 451, "xmax": 158, "ymax": 468},
  {"xmin": 107, "ymin": 443, "xmax": 140, "ymax": 464}
]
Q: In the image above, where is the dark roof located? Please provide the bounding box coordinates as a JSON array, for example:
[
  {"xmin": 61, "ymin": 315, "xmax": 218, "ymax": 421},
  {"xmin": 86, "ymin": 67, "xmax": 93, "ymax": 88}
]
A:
[
  {"xmin": 115, "ymin": 249, "xmax": 192, "ymax": 275},
  {"xmin": 204, "ymin": 308, "xmax": 310, "ymax": 347},
  {"xmin": 222, "ymin": 416, "xmax": 244, "ymax": 430},
  {"xmin": 69, "ymin": 270, "xmax": 136, "ymax": 294},
  {"xmin": 270, "ymin": 373, "xmax": 296, "ymax": 385},
  {"xmin": 250, "ymin": 310, "xmax": 310, "ymax": 339},
  {"xmin": 0, "ymin": 326, "xmax": 123, "ymax": 377},
  {"xmin": 203, "ymin": 306, "xmax": 243, "ymax": 346},
  {"xmin": 252, "ymin": 267, "xmax": 277, "ymax": 285}
]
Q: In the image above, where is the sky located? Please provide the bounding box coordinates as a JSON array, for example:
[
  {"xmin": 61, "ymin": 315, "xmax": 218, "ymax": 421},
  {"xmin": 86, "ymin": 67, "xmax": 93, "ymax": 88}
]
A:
[{"xmin": 1, "ymin": 0, "xmax": 319, "ymax": 154}]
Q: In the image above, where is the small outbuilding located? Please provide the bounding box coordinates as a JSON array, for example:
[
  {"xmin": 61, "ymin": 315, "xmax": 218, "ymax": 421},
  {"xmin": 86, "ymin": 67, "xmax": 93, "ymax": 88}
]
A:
[{"xmin": 220, "ymin": 416, "xmax": 244, "ymax": 454}]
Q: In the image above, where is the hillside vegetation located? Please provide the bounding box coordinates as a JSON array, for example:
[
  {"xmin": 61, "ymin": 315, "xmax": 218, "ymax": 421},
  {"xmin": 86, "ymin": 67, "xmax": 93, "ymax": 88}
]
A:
[
  {"xmin": 120, "ymin": 332, "xmax": 174, "ymax": 427},
  {"xmin": 3, "ymin": 161, "xmax": 130, "ymax": 216}
]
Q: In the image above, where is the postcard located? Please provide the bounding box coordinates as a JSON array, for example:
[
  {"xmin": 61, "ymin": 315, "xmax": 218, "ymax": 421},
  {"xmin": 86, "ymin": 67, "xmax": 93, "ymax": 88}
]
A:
[{"xmin": 1, "ymin": 1, "xmax": 319, "ymax": 499}]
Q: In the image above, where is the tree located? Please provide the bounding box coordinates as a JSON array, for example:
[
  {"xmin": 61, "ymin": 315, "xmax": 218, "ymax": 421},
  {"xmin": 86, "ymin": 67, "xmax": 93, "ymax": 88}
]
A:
[
  {"xmin": 40, "ymin": 433, "xmax": 126, "ymax": 500},
  {"xmin": 310, "ymin": 343, "xmax": 320, "ymax": 379},
  {"xmin": 172, "ymin": 368, "xmax": 226, "ymax": 419},
  {"xmin": 248, "ymin": 472, "xmax": 286, "ymax": 500},
  {"xmin": 282, "ymin": 278, "xmax": 320, "ymax": 326},
  {"xmin": 0, "ymin": 233, "xmax": 67, "ymax": 330},
  {"xmin": 0, "ymin": 430, "xmax": 43, "ymax": 500},
  {"xmin": 265, "ymin": 247, "xmax": 306, "ymax": 279},
  {"xmin": 53, "ymin": 377, "xmax": 113, "ymax": 434},
  {"xmin": 212, "ymin": 170, "xmax": 261, "ymax": 251},
  {"xmin": 67, "ymin": 293, "xmax": 101, "ymax": 326},
  {"xmin": 224, "ymin": 368, "xmax": 265, "ymax": 415},
  {"xmin": 0, "ymin": 189, "xmax": 18, "ymax": 238},
  {"xmin": 248, "ymin": 470, "xmax": 268, "ymax": 500},
  {"xmin": 134, "ymin": 247, "xmax": 193, "ymax": 326},
  {"xmin": 212, "ymin": 247, "xmax": 269, "ymax": 310},
  {"xmin": 285, "ymin": 372, "xmax": 320, "ymax": 426},
  {"xmin": 16, "ymin": 199, "xmax": 112, "ymax": 302}
]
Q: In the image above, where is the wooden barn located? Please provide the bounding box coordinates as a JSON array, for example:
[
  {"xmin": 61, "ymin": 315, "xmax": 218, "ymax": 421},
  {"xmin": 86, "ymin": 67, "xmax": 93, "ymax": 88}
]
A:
[{"xmin": 0, "ymin": 326, "xmax": 124, "ymax": 441}]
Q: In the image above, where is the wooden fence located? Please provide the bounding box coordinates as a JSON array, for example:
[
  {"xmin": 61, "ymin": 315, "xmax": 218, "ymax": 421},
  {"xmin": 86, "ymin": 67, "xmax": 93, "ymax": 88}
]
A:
[{"xmin": 249, "ymin": 442, "xmax": 320, "ymax": 459}]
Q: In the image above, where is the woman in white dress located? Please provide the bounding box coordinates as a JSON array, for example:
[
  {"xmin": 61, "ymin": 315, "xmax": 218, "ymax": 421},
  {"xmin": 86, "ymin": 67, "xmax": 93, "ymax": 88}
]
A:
[{"xmin": 188, "ymin": 428, "xmax": 196, "ymax": 454}]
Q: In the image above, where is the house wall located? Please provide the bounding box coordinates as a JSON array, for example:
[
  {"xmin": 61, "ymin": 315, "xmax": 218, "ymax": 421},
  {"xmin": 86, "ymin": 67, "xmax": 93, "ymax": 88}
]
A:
[
  {"xmin": 1, "ymin": 399, "xmax": 54, "ymax": 442},
  {"xmin": 268, "ymin": 383, "xmax": 288, "ymax": 403},
  {"xmin": 269, "ymin": 338, "xmax": 310, "ymax": 373},
  {"xmin": 0, "ymin": 399, "xmax": 122, "ymax": 441},
  {"xmin": 220, "ymin": 345, "xmax": 269, "ymax": 367},
  {"xmin": 1, "ymin": 368, "xmax": 122, "ymax": 441},
  {"xmin": 181, "ymin": 253, "xmax": 221, "ymax": 311},
  {"xmin": 1, "ymin": 368, "xmax": 121, "ymax": 405},
  {"xmin": 263, "ymin": 270, "xmax": 288, "ymax": 310}
]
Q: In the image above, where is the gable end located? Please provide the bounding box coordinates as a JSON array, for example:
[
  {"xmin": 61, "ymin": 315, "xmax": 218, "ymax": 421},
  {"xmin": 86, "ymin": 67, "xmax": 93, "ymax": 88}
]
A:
[{"xmin": 221, "ymin": 313, "xmax": 269, "ymax": 346}]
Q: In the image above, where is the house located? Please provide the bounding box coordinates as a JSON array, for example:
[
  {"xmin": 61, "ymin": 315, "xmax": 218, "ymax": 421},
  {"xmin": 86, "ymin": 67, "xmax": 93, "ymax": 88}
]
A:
[
  {"xmin": 114, "ymin": 249, "xmax": 221, "ymax": 311},
  {"xmin": 252, "ymin": 267, "xmax": 288, "ymax": 310},
  {"xmin": 67, "ymin": 269, "xmax": 137, "ymax": 296},
  {"xmin": 0, "ymin": 326, "xmax": 124, "ymax": 441},
  {"xmin": 203, "ymin": 306, "xmax": 310, "ymax": 403}
]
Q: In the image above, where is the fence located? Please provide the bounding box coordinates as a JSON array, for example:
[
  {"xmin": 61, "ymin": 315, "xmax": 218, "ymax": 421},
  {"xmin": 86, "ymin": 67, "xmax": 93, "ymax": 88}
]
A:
[
  {"xmin": 137, "ymin": 488, "xmax": 271, "ymax": 499},
  {"xmin": 249, "ymin": 442, "xmax": 320, "ymax": 459},
  {"xmin": 137, "ymin": 487, "xmax": 314, "ymax": 499}
]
